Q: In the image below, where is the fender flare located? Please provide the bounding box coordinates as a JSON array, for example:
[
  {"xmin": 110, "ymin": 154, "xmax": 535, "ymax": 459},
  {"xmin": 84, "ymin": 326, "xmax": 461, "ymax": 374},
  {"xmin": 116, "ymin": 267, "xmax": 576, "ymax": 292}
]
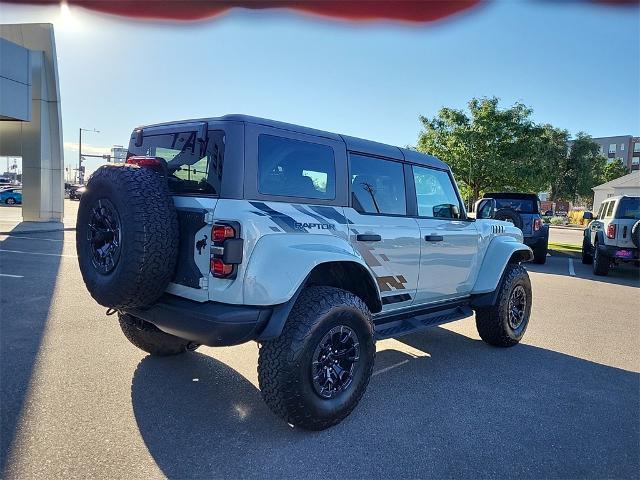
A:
[
  {"xmin": 471, "ymin": 236, "xmax": 533, "ymax": 297},
  {"xmin": 242, "ymin": 234, "xmax": 382, "ymax": 340}
]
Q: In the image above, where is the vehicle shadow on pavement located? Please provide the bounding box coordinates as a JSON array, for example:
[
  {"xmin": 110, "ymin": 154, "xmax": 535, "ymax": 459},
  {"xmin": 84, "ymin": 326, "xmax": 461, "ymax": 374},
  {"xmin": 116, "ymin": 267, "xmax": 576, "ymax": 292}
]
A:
[
  {"xmin": 131, "ymin": 328, "xmax": 639, "ymax": 479},
  {"xmin": 0, "ymin": 229, "xmax": 62, "ymax": 473}
]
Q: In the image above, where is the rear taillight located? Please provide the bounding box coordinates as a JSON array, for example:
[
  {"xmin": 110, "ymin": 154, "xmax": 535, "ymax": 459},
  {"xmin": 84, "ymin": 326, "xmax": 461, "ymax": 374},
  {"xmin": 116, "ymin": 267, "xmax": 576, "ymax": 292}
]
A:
[
  {"xmin": 607, "ymin": 223, "xmax": 616, "ymax": 239},
  {"xmin": 212, "ymin": 224, "xmax": 236, "ymax": 243},
  {"xmin": 533, "ymin": 218, "xmax": 542, "ymax": 231},
  {"xmin": 211, "ymin": 258, "xmax": 233, "ymax": 276},
  {"xmin": 210, "ymin": 223, "xmax": 242, "ymax": 278}
]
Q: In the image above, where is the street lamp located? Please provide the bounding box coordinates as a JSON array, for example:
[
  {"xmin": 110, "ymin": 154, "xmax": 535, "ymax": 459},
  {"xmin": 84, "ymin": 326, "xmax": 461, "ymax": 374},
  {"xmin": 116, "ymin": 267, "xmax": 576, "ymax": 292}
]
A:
[{"xmin": 79, "ymin": 127, "xmax": 99, "ymax": 184}]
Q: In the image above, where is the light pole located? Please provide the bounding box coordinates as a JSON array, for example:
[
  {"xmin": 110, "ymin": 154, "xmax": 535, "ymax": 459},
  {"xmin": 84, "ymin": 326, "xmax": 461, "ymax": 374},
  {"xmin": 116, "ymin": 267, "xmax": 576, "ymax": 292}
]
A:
[{"xmin": 79, "ymin": 127, "xmax": 99, "ymax": 184}]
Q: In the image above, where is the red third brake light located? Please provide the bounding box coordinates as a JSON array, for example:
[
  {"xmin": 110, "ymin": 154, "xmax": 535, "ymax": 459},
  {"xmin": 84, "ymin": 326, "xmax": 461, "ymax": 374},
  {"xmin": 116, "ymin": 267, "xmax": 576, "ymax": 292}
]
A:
[
  {"xmin": 607, "ymin": 223, "xmax": 616, "ymax": 239},
  {"xmin": 212, "ymin": 224, "xmax": 236, "ymax": 243},
  {"xmin": 126, "ymin": 156, "xmax": 163, "ymax": 167}
]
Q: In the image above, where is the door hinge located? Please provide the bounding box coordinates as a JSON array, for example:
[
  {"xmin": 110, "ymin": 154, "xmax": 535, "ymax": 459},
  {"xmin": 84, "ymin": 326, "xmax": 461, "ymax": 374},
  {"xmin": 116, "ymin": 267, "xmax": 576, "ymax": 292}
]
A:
[
  {"xmin": 199, "ymin": 276, "xmax": 209, "ymax": 289},
  {"xmin": 204, "ymin": 210, "xmax": 215, "ymax": 224}
]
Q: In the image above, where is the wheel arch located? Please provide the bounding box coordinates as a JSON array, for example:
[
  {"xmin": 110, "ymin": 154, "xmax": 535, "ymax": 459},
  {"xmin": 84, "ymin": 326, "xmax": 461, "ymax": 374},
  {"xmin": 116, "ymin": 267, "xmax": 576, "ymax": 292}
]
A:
[
  {"xmin": 255, "ymin": 260, "xmax": 382, "ymax": 341},
  {"xmin": 471, "ymin": 236, "xmax": 533, "ymax": 299}
]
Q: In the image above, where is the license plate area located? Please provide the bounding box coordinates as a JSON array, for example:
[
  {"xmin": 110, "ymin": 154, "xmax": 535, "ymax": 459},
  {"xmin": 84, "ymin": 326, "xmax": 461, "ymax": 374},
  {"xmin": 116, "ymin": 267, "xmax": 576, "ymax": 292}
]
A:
[{"xmin": 614, "ymin": 249, "xmax": 633, "ymax": 259}]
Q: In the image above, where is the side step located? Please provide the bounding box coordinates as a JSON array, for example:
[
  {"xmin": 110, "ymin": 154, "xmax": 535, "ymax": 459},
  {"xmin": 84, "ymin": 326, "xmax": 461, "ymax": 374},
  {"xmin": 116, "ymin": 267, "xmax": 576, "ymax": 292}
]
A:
[{"xmin": 374, "ymin": 303, "xmax": 473, "ymax": 340}]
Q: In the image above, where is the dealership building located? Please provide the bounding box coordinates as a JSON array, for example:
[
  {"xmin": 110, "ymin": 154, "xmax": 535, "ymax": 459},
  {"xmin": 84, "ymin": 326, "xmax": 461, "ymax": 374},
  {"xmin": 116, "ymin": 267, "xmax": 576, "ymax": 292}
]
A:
[{"xmin": 0, "ymin": 23, "xmax": 64, "ymax": 223}]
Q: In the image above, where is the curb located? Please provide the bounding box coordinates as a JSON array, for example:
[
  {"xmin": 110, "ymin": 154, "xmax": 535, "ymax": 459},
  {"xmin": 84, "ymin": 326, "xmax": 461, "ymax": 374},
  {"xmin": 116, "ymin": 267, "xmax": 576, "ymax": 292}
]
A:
[{"xmin": 549, "ymin": 225, "xmax": 584, "ymax": 231}]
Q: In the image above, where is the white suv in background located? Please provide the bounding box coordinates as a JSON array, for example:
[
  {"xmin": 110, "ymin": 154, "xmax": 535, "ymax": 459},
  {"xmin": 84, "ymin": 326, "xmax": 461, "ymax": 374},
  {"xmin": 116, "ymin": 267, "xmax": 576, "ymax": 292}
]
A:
[{"xmin": 582, "ymin": 196, "xmax": 640, "ymax": 275}]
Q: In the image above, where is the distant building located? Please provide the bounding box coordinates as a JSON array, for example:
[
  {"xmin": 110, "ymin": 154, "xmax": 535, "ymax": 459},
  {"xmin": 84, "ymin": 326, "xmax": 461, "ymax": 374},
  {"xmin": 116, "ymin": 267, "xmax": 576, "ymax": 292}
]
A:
[
  {"xmin": 592, "ymin": 170, "xmax": 640, "ymax": 213},
  {"xmin": 577, "ymin": 135, "xmax": 639, "ymax": 171},
  {"xmin": 111, "ymin": 145, "xmax": 127, "ymax": 163}
]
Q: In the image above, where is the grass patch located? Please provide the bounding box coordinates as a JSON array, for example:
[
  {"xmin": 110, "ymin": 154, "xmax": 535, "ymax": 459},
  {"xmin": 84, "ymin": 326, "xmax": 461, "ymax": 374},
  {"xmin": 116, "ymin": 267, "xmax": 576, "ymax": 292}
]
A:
[{"xmin": 548, "ymin": 242, "xmax": 581, "ymax": 257}]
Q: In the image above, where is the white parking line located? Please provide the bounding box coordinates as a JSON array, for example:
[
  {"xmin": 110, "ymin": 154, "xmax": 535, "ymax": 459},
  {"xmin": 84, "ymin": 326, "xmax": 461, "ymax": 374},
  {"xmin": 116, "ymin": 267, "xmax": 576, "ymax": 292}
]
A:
[
  {"xmin": 0, "ymin": 234, "xmax": 74, "ymax": 243},
  {"xmin": 372, "ymin": 359, "xmax": 410, "ymax": 377},
  {"xmin": 568, "ymin": 258, "xmax": 576, "ymax": 277},
  {"xmin": 0, "ymin": 249, "xmax": 77, "ymax": 258},
  {"xmin": 0, "ymin": 273, "xmax": 24, "ymax": 278}
]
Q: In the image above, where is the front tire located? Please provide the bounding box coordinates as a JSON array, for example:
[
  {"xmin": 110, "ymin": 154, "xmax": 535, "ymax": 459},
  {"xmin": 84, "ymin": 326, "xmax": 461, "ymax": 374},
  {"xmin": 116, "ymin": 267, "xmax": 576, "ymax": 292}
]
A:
[
  {"xmin": 118, "ymin": 313, "xmax": 199, "ymax": 356},
  {"xmin": 258, "ymin": 286, "xmax": 375, "ymax": 430},
  {"xmin": 592, "ymin": 243, "xmax": 609, "ymax": 276},
  {"xmin": 5, "ymin": 198, "xmax": 15, "ymax": 205},
  {"xmin": 475, "ymin": 264, "xmax": 532, "ymax": 347},
  {"xmin": 581, "ymin": 238, "xmax": 593, "ymax": 264}
]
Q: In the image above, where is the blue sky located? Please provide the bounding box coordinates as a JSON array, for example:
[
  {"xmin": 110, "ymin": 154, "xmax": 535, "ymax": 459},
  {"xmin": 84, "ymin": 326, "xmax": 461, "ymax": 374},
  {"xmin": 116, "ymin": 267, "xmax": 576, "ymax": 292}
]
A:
[{"xmin": 1, "ymin": 1, "xmax": 638, "ymax": 177}]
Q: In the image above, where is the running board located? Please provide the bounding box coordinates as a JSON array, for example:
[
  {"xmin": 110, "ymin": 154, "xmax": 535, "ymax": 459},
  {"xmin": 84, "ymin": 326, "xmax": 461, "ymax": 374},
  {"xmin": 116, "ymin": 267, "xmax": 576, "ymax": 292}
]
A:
[{"xmin": 374, "ymin": 304, "xmax": 473, "ymax": 340}]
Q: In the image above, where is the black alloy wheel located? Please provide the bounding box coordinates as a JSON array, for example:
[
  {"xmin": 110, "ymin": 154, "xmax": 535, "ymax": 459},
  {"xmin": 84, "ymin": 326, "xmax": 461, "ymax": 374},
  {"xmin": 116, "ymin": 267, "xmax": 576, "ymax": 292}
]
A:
[
  {"xmin": 87, "ymin": 198, "xmax": 122, "ymax": 274},
  {"xmin": 311, "ymin": 325, "xmax": 360, "ymax": 399}
]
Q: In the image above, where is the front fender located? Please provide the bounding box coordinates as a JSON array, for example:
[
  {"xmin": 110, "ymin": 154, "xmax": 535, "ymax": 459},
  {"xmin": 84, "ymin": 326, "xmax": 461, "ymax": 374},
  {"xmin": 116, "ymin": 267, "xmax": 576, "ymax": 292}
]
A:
[
  {"xmin": 472, "ymin": 236, "xmax": 533, "ymax": 295},
  {"xmin": 243, "ymin": 234, "xmax": 377, "ymax": 305}
]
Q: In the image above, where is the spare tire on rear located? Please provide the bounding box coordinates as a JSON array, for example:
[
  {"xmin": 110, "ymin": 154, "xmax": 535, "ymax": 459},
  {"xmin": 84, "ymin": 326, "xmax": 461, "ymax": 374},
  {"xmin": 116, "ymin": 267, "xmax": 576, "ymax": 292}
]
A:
[
  {"xmin": 493, "ymin": 207, "xmax": 523, "ymax": 230},
  {"xmin": 76, "ymin": 165, "xmax": 178, "ymax": 310},
  {"xmin": 632, "ymin": 220, "xmax": 640, "ymax": 248}
]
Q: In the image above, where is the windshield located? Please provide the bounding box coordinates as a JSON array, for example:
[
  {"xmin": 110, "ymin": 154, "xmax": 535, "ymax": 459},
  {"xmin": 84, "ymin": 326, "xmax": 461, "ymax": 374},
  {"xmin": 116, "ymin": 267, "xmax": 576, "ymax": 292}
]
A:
[
  {"xmin": 128, "ymin": 129, "xmax": 224, "ymax": 195},
  {"xmin": 615, "ymin": 197, "xmax": 640, "ymax": 219},
  {"xmin": 494, "ymin": 198, "xmax": 538, "ymax": 214}
]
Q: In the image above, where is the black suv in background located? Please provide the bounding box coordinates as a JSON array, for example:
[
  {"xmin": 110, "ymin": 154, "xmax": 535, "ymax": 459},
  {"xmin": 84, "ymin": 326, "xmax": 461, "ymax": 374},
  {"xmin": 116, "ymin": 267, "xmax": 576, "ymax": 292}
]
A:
[{"xmin": 475, "ymin": 192, "xmax": 549, "ymax": 264}]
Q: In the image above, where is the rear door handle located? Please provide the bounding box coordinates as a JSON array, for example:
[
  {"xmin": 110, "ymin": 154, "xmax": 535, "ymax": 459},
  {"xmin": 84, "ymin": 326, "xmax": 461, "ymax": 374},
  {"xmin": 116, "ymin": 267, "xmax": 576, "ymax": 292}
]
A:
[
  {"xmin": 424, "ymin": 235, "xmax": 444, "ymax": 242},
  {"xmin": 356, "ymin": 234, "xmax": 382, "ymax": 242}
]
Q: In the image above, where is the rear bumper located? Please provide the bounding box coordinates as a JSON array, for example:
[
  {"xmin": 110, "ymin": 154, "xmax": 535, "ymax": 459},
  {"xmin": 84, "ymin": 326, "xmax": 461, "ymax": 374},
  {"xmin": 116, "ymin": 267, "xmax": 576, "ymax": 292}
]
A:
[
  {"xmin": 125, "ymin": 294, "xmax": 273, "ymax": 347},
  {"xmin": 523, "ymin": 235, "xmax": 547, "ymax": 248},
  {"xmin": 598, "ymin": 244, "xmax": 639, "ymax": 262}
]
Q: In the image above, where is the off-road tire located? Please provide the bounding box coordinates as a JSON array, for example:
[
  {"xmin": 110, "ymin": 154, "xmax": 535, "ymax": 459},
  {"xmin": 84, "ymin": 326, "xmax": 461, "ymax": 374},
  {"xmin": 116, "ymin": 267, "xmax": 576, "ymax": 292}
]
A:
[
  {"xmin": 475, "ymin": 263, "xmax": 532, "ymax": 347},
  {"xmin": 76, "ymin": 165, "xmax": 178, "ymax": 309},
  {"xmin": 592, "ymin": 242, "xmax": 609, "ymax": 276},
  {"xmin": 532, "ymin": 239, "xmax": 548, "ymax": 264},
  {"xmin": 493, "ymin": 207, "xmax": 523, "ymax": 230},
  {"xmin": 118, "ymin": 313, "xmax": 199, "ymax": 356},
  {"xmin": 258, "ymin": 286, "xmax": 375, "ymax": 431},
  {"xmin": 581, "ymin": 238, "xmax": 593, "ymax": 264},
  {"xmin": 631, "ymin": 220, "xmax": 640, "ymax": 248}
]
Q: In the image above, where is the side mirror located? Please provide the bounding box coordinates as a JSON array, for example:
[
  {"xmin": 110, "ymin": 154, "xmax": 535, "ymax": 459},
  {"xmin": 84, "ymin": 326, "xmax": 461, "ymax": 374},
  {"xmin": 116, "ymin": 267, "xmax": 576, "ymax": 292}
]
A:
[
  {"xmin": 451, "ymin": 205, "xmax": 460, "ymax": 219},
  {"xmin": 583, "ymin": 211, "xmax": 593, "ymax": 220},
  {"xmin": 475, "ymin": 198, "xmax": 496, "ymax": 219}
]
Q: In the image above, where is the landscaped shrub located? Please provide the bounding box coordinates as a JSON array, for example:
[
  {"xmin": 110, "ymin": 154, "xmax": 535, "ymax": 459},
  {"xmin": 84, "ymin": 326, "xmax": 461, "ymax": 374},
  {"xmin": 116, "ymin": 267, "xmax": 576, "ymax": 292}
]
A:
[{"xmin": 550, "ymin": 216, "xmax": 566, "ymax": 226}]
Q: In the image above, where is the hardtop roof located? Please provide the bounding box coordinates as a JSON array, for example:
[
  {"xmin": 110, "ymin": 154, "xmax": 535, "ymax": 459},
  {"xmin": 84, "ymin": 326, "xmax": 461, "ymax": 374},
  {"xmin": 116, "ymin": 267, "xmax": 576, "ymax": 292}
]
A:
[{"xmin": 136, "ymin": 114, "xmax": 449, "ymax": 170}]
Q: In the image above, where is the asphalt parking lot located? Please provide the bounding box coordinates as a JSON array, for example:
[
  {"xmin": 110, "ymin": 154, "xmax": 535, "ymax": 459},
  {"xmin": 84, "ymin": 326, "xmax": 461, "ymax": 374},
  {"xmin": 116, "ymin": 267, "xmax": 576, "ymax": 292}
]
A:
[{"xmin": 0, "ymin": 216, "xmax": 638, "ymax": 478}]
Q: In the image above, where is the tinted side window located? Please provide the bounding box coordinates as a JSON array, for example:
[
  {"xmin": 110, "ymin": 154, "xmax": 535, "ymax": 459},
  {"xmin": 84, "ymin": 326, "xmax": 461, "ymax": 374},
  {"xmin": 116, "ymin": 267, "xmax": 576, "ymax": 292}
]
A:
[
  {"xmin": 258, "ymin": 135, "xmax": 336, "ymax": 200},
  {"xmin": 350, "ymin": 155, "xmax": 406, "ymax": 215},
  {"xmin": 412, "ymin": 165, "xmax": 462, "ymax": 219},
  {"xmin": 605, "ymin": 202, "xmax": 615, "ymax": 218}
]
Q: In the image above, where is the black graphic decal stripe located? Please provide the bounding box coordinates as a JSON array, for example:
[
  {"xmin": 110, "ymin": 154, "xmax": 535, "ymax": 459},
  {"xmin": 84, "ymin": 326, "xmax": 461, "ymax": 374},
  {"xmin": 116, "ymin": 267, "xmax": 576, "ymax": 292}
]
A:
[
  {"xmin": 381, "ymin": 293, "xmax": 412, "ymax": 305},
  {"xmin": 249, "ymin": 201, "xmax": 307, "ymax": 233},
  {"xmin": 292, "ymin": 204, "xmax": 329, "ymax": 225},
  {"xmin": 309, "ymin": 206, "xmax": 352, "ymax": 225}
]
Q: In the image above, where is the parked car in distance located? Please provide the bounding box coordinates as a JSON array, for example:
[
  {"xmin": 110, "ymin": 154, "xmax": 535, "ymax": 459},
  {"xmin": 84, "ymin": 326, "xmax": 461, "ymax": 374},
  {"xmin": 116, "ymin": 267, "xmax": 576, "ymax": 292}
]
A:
[
  {"xmin": 582, "ymin": 195, "xmax": 640, "ymax": 275},
  {"xmin": 68, "ymin": 184, "xmax": 86, "ymax": 200},
  {"xmin": 0, "ymin": 188, "xmax": 22, "ymax": 205},
  {"xmin": 474, "ymin": 192, "xmax": 549, "ymax": 264}
]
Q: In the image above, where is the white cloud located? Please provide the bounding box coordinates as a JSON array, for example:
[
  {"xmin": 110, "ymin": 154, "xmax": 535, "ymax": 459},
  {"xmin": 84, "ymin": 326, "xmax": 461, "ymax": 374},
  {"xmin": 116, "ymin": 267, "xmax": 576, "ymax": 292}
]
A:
[{"xmin": 64, "ymin": 142, "xmax": 112, "ymax": 156}]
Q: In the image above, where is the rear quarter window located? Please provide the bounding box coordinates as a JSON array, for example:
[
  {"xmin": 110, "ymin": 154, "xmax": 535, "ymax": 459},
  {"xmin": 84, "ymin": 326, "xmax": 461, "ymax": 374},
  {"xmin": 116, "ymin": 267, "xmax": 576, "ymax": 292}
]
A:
[
  {"xmin": 128, "ymin": 129, "xmax": 224, "ymax": 195},
  {"xmin": 615, "ymin": 197, "xmax": 640, "ymax": 219}
]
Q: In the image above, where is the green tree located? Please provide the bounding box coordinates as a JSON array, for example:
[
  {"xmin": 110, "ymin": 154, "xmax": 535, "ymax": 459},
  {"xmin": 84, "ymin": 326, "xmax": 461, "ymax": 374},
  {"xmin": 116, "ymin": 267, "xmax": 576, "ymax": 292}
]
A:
[
  {"xmin": 417, "ymin": 97, "xmax": 546, "ymax": 206},
  {"xmin": 547, "ymin": 133, "xmax": 609, "ymax": 202},
  {"xmin": 601, "ymin": 159, "xmax": 629, "ymax": 183}
]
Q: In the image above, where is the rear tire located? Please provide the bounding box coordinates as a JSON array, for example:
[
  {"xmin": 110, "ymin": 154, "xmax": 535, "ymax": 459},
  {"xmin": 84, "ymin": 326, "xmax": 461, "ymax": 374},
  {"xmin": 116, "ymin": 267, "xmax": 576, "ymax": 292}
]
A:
[
  {"xmin": 5, "ymin": 198, "xmax": 15, "ymax": 205},
  {"xmin": 581, "ymin": 238, "xmax": 593, "ymax": 264},
  {"xmin": 475, "ymin": 264, "xmax": 532, "ymax": 347},
  {"xmin": 258, "ymin": 286, "xmax": 375, "ymax": 430},
  {"xmin": 493, "ymin": 208, "xmax": 523, "ymax": 230},
  {"xmin": 532, "ymin": 240, "xmax": 548, "ymax": 264},
  {"xmin": 118, "ymin": 313, "xmax": 199, "ymax": 356},
  {"xmin": 592, "ymin": 243, "xmax": 609, "ymax": 276}
]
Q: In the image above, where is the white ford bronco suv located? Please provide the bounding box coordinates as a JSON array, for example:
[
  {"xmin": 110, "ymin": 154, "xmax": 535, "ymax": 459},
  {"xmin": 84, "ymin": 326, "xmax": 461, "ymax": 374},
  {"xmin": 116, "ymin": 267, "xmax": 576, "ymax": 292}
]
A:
[
  {"xmin": 77, "ymin": 115, "xmax": 533, "ymax": 430},
  {"xmin": 582, "ymin": 195, "xmax": 640, "ymax": 275}
]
